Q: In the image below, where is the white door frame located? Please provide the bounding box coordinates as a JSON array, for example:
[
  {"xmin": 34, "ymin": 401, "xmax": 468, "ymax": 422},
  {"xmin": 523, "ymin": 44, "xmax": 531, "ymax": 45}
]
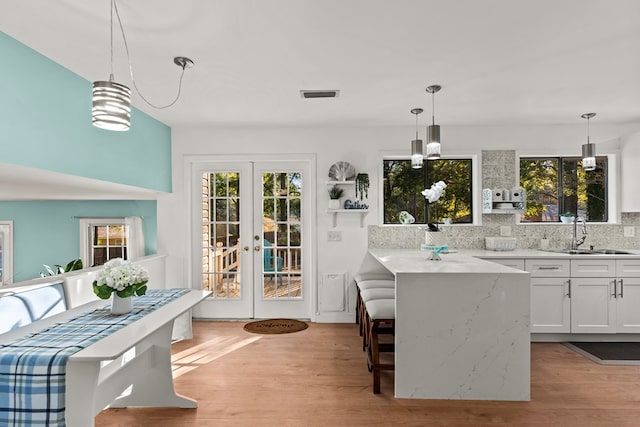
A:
[{"xmin": 186, "ymin": 154, "xmax": 317, "ymax": 320}]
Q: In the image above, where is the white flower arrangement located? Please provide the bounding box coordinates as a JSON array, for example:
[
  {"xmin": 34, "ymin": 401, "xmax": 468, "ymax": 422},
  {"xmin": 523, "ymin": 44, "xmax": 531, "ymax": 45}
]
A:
[
  {"xmin": 421, "ymin": 180, "xmax": 447, "ymax": 203},
  {"xmin": 92, "ymin": 258, "xmax": 149, "ymax": 299}
]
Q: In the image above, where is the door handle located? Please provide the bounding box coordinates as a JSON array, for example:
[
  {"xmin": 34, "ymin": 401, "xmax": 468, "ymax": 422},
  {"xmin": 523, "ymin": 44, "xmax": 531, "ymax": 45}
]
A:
[
  {"xmin": 243, "ymin": 246, "xmax": 249, "ymax": 252},
  {"xmin": 612, "ymin": 280, "xmax": 617, "ymax": 298},
  {"xmin": 254, "ymin": 246, "xmax": 261, "ymax": 252},
  {"xmin": 566, "ymin": 279, "xmax": 571, "ymax": 298}
]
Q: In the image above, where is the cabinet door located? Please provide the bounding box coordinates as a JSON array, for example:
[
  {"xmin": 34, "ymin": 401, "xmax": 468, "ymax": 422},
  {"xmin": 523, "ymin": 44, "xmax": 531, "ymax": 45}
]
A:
[
  {"xmin": 571, "ymin": 277, "xmax": 616, "ymax": 333},
  {"xmin": 615, "ymin": 277, "xmax": 640, "ymax": 333},
  {"xmin": 530, "ymin": 277, "xmax": 571, "ymax": 333}
]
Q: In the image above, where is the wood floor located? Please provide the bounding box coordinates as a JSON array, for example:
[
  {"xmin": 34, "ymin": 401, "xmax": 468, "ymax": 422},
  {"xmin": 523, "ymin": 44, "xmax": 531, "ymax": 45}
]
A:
[{"xmin": 96, "ymin": 321, "xmax": 640, "ymax": 426}]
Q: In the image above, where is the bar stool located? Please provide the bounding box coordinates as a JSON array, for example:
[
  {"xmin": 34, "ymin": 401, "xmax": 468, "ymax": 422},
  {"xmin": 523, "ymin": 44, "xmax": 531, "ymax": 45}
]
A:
[
  {"xmin": 353, "ymin": 273, "xmax": 394, "ymax": 321},
  {"xmin": 358, "ymin": 287, "xmax": 395, "ymax": 350},
  {"xmin": 364, "ymin": 298, "xmax": 395, "ymax": 394},
  {"xmin": 355, "ymin": 279, "xmax": 394, "ymax": 335}
]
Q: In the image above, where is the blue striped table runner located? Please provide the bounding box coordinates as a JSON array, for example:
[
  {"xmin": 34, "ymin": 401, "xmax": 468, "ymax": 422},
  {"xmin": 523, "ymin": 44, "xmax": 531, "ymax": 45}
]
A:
[{"xmin": 0, "ymin": 288, "xmax": 190, "ymax": 426}]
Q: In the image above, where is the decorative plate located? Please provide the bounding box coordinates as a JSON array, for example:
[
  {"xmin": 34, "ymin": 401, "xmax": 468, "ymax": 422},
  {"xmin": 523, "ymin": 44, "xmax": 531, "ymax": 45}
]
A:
[{"xmin": 328, "ymin": 161, "xmax": 356, "ymax": 181}]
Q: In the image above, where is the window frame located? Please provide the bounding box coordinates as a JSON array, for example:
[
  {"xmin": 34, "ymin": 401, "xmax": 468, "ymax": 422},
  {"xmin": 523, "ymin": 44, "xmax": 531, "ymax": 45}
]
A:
[
  {"xmin": 79, "ymin": 218, "xmax": 129, "ymax": 268},
  {"xmin": 517, "ymin": 153, "xmax": 618, "ymax": 224},
  {"xmin": 378, "ymin": 153, "xmax": 480, "ymax": 226},
  {"xmin": 0, "ymin": 221, "xmax": 14, "ymax": 286}
]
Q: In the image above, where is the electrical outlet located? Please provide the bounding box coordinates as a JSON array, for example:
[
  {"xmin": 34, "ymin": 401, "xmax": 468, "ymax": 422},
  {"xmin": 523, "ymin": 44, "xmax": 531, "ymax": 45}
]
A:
[
  {"xmin": 327, "ymin": 230, "xmax": 342, "ymax": 241},
  {"xmin": 624, "ymin": 226, "xmax": 635, "ymax": 238},
  {"xmin": 500, "ymin": 226, "xmax": 511, "ymax": 237}
]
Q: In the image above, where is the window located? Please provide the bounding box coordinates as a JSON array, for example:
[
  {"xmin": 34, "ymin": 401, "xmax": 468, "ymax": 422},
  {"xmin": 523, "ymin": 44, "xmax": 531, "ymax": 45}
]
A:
[
  {"xmin": 519, "ymin": 156, "xmax": 608, "ymax": 222},
  {"xmin": 0, "ymin": 221, "xmax": 13, "ymax": 285},
  {"xmin": 80, "ymin": 219, "xmax": 129, "ymax": 267},
  {"xmin": 383, "ymin": 158, "xmax": 473, "ymax": 224}
]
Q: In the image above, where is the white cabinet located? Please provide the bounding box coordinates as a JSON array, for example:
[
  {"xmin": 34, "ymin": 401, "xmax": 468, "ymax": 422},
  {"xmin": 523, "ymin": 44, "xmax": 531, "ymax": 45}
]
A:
[
  {"xmin": 525, "ymin": 259, "xmax": 571, "ymax": 333},
  {"xmin": 570, "ymin": 259, "xmax": 640, "ymax": 334},
  {"xmin": 489, "ymin": 256, "xmax": 640, "ymax": 335},
  {"xmin": 615, "ymin": 260, "xmax": 640, "ymax": 332},
  {"xmin": 570, "ymin": 277, "xmax": 616, "ymax": 333}
]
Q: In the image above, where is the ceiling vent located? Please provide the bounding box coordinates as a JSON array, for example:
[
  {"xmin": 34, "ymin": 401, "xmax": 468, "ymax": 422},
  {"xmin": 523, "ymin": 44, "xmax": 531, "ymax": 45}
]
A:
[{"xmin": 300, "ymin": 90, "xmax": 340, "ymax": 99}]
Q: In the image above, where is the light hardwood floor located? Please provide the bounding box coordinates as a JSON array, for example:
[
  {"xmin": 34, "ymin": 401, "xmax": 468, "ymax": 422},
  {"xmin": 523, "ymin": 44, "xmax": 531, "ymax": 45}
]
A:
[{"xmin": 96, "ymin": 321, "xmax": 640, "ymax": 426}]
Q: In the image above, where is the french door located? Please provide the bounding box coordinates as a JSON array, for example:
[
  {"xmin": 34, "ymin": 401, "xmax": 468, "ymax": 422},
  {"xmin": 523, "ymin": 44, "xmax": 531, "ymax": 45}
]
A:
[{"xmin": 191, "ymin": 160, "xmax": 312, "ymax": 319}]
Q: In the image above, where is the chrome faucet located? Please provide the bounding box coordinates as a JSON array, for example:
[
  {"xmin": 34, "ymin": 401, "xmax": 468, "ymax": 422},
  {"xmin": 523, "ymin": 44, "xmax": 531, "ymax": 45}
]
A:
[{"xmin": 571, "ymin": 216, "xmax": 588, "ymax": 250}]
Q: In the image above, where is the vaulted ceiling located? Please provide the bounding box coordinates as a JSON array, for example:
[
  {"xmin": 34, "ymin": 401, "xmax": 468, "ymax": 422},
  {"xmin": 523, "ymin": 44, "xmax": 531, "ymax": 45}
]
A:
[{"xmin": 2, "ymin": 0, "xmax": 639, "ymax": 130}]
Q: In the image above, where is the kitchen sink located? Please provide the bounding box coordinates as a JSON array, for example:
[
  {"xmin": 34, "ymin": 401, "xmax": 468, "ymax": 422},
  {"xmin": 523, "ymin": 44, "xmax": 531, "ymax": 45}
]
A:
[{"xmin": 541, "ymin": 248, "xmax": 633, "ymax": 255}]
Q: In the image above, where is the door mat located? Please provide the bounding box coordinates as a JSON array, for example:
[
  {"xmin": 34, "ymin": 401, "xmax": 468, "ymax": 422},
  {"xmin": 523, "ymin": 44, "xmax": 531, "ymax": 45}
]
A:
[
  {"xmin": 565, "ymin": 342, "xmax": 640, "ymax": 365},
  {"xmin": 243, "ymin": 318, "xmax": 308, "ymax": 335}
]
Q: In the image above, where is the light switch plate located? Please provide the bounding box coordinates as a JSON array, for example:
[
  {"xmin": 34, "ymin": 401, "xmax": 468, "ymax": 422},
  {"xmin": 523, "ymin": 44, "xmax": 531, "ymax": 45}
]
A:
[
  {"xmin": 500, "ymin": 226, "xmax": 511, "ymax": 237},
  {"xmin": 327, "ymin": 230, "xmax": 342, "ymax": 241},
  {"xmin": 624, "ymin": 226, "xmax": 635, "ymax": 237}
]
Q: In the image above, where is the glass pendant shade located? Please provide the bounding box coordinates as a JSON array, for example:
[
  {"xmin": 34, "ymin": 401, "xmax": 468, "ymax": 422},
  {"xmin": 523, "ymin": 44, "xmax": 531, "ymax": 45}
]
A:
[
  {"xmin": 92, "ymin": 80, "xmax": 131, "ymax": 131},
  {"xmin": 411, "ymin": 139, "xmax": 424, "ymax": 168},
  {"xmin": 582, "ymin": 142, "xmax": 596, "ymax": 171},
  {"xmin": 426, "ymin": 124, "xmax": 441, "ymax": 159},
  {"xmin": 580, "ymin": 112, "xmax": 597, "ymax": 172}
]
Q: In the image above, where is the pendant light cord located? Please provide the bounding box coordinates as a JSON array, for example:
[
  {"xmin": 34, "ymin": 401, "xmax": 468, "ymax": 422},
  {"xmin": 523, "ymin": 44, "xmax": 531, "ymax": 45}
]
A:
[
  {"xmin": 109, "ymin": 0, "xmax": 114, "ymax": 79},
  {"xmin": 112, "ymin": 0, "xmax": 188, "ymax": 109},
  {"xmin": 431, "ymin": 91, "xmax": 435, "ymax": 126}
]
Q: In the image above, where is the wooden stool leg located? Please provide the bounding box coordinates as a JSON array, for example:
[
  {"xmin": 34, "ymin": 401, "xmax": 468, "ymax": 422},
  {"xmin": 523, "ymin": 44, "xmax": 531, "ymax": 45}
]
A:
[{"xmin": 370, "ymin": 320, "xmax": 381, "ymax": 394}]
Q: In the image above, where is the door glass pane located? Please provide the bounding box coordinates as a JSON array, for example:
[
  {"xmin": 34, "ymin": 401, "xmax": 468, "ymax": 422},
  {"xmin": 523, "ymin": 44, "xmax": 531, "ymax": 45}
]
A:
[
  {"xmin": 262, "ymin": 171, "xmax": 302, "ymax": 300},
  {"xmin": 202, "ymin": 172, "xmax": 241, "ymax": 299}
]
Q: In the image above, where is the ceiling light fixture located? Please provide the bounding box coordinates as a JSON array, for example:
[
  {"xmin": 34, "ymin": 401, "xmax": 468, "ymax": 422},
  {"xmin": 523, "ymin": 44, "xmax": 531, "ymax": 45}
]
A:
[
  {"xmin": 92, "ymin": 0, "xmax": 194, "ymax": 131},
  {"xmin": 425, "ymin": 85, "xmax": 442, "ymax": 160},
  {"xmin": 581, "ymin": 112, "xmax": 597, "ymax": 171},
  {"xmin": 410, "ymin": 108, "xmax": 424, "ymax": 169}
]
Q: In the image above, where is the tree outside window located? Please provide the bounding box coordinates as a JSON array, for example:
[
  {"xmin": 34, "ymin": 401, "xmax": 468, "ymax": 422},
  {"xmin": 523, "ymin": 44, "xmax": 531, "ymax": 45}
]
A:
[
  {"xmin": 520, "ymin": 156, "xmax": 607, "ymax": 222},
  {"xmin": 383, "ymin": 159, "xmax": 473, "ymax": 224}
]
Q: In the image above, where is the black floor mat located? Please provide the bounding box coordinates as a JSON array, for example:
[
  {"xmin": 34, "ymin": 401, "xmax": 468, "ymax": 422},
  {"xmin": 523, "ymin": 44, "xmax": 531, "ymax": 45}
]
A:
[{"xmin": 568, "ymin": 342, "xmax": 640, "ymax": 362}]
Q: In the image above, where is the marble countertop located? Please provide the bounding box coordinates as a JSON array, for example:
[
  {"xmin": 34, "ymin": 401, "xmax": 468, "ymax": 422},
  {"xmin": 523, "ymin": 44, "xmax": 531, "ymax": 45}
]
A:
[
  {"xmin": 368, "ymin": 248, "xmax": 530, "ymax": 275},
  {"xmin": 458, "ymin": 248, "xmax": 640, "ymax": 259}
]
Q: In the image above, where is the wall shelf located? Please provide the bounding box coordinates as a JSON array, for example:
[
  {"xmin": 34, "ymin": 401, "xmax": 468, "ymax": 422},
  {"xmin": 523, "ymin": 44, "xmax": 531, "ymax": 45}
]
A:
[{"xmin": 326, "ymin": 209, "xmax": 369, "ymax": 228}]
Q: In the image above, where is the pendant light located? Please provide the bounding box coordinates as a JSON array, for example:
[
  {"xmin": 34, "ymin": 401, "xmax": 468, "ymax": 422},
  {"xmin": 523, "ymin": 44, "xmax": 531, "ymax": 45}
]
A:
[
  {"xmin": 425, "ymin": 85, "xmax": 442, "ymax": 159},
  {"xmin": 92, "ymin": 0, "xmax": 194, "ymax": 131},
  {"xmin": 92, "ymin": 0, "xmax": 131, "ymax": 131},
  {"xmin": 410, "ymin": 108, "xmax": 424, "ymax": 169},
  {"xmin": 581, "ymin": 112, "xmax": 597, "ymax": 171}
]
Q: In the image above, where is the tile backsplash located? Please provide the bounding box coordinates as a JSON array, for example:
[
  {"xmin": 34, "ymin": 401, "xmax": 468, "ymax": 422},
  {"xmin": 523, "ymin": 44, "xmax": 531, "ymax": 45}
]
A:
[{"xmin": 369, "ymin": 150, "xmax": 640, "ymax": 250}]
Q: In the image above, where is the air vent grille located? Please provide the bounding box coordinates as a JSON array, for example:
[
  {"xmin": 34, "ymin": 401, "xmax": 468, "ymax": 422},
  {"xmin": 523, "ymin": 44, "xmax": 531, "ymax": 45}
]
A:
[{"xmin": 300, "ymin": 90, "xmax": 340, "ymax": 99}]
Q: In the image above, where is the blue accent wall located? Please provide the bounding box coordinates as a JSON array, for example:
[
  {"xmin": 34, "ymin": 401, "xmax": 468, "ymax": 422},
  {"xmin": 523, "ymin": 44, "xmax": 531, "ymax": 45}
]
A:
[
  {"xmin": 0, "ymin": 31, "xmax": 172, "ymax": 192},
  {"xmin": 0, "ymin": 201, "xmax": 157, "ymax": 282}
]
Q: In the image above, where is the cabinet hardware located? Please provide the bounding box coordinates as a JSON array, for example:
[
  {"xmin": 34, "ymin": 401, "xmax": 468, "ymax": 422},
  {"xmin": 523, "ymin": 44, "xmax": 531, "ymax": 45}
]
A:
[
  {"xmin": 566, "ymin": 279, "xmax": 571, "ymax": 298},
  {"xmin": 619, "ymin": 279, "xmax": 624, "ymax": 298},
  {"xmin": 538, "ymin": 266, "xmax": 560, "ymax": 270},
  {"xmin": 254, "ymin": 246, "xmax": 260, "ymax": 252},
  {"xmin": 612, "ymin": 280, "xmax": 617, "ymax": 298},
  {"xmin": 243, "ymin": 246, "xmax": 249, "ymax": 252}
]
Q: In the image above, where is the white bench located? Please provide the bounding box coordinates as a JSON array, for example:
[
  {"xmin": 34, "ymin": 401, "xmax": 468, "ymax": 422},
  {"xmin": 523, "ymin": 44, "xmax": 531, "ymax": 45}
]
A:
[{"xmin": 0, "ymin": 289, "xmax": 210, "ymax": 427}]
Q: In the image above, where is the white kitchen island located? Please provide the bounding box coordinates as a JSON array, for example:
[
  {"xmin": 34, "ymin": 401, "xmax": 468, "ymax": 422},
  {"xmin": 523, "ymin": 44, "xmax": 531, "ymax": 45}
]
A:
[{"xmin": 366, "ymin": 249, "xmax": 531, "ymax": 401}]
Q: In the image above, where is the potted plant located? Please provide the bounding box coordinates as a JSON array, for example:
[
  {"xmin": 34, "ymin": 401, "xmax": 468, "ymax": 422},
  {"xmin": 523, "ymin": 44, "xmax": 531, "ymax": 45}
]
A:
[
  {"xmin": 328, "ymin": 185, "xmax": 344, "ymax": 210},
  {"xmin": 93, "ymin": 258, "xmax": 149, "ymax": 314},
  {"xmin": 356, "ymin": 173, "xmax": 369, "ymax": 200},
  {"xmin": 560, "ymin": 212, "xmax": 576, "ymax": 223}
]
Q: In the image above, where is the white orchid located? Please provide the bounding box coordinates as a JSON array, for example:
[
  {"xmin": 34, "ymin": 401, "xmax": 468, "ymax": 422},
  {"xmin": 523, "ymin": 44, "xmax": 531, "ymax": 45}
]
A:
[{"xmin": 421, "ymin": 180, "xmax": 447, "ymax": 203}]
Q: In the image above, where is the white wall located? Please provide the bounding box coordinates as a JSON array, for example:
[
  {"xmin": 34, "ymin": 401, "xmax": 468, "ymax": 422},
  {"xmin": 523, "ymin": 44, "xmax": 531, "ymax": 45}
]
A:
[{"xmin": 160, "ymin": 123, "xmax": 640, "ymax": 322}]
